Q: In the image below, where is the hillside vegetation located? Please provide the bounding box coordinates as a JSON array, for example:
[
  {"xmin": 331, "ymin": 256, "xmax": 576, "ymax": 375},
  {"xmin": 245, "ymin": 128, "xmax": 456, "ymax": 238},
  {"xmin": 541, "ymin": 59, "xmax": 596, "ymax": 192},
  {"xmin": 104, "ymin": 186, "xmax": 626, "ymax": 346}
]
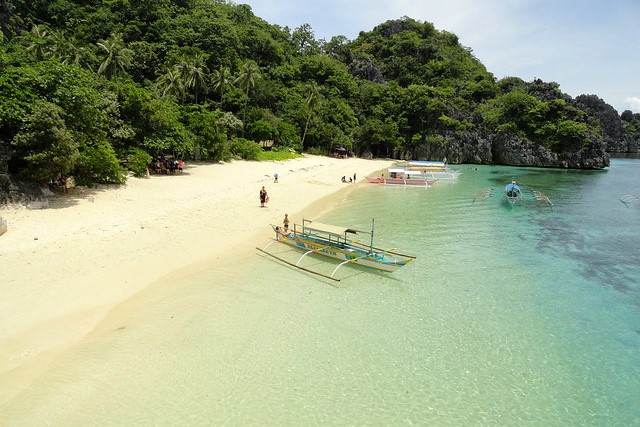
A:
[{"xmin": 1, "ymin": 0, "xmax": 638, "ymax": 193}]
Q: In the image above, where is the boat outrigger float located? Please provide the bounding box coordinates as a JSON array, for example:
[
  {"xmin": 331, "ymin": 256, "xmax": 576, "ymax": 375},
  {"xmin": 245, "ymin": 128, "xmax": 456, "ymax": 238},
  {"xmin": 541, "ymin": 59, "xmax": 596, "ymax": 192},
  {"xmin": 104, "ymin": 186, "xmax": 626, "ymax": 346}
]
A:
[{"xmin": 256, "ymin": 219, "xmax": 415, "ymax": 281}]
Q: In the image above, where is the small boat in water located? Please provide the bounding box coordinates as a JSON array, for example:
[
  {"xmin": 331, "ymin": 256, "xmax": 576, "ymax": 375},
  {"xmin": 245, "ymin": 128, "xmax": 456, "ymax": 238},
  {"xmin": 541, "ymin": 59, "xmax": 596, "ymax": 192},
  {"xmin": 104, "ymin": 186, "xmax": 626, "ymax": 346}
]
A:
[
  {"xmin": 257, "ymin": 219, "xmax": 415, "ymax": 281},
  {"xmin": 366, "ymin": 169, "xmax": 437, "ymax": 186},
  {"xmin": 504, "ymin": 180, "xmax": 523, "ymax": 204},
  {"xmin": 402, "ymin": 160, "xmax": 461, "ymax": 180}
]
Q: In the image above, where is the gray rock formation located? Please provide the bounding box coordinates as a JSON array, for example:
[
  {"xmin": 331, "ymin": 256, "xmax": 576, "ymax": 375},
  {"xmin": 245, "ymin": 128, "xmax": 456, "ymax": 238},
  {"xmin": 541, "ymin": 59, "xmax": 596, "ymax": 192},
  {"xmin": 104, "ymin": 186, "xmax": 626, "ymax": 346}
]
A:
[{"xmin": 399, "ymin": 129, "xmax": 609, "ymax": 169}]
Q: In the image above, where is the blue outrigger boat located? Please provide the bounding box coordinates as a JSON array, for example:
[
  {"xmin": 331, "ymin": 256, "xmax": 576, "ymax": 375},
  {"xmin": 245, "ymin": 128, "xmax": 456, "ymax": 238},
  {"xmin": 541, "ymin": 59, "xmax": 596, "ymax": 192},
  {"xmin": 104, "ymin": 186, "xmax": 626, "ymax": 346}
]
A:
[
  {"xmin": 257, "ymin": 219, "xmax": 415, "ymax": 281},
  {"xmin": 504, "ymin": 180, "xmax": 524, "ymax": 204}
]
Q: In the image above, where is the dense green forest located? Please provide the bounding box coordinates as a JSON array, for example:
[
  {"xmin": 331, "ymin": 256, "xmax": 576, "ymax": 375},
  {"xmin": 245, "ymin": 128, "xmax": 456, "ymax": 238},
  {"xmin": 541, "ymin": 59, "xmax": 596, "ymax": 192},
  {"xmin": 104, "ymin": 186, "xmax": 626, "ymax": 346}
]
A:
[{"xmin": 0, "ymin": 0, "xmax": 638, "ymax": 189}]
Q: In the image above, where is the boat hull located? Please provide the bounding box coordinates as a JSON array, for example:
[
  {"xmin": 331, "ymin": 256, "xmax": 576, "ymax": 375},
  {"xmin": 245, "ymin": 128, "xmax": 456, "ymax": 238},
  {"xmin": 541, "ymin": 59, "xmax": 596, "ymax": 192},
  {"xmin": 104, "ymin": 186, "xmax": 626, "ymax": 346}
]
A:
[
  {"xmin": 403, "ymin": 161, "xmax": 461, "ymax": 179},
  {"xmin": 276, "ymin": 232, "xmax": 411, "ymax": 273},
  {"xmin": 365, "ymin": 177, "xmax": 436, "ymax": 186},
  {"xmin": 504, "ymin": 195, "xmax": 521, "ymax": 204}
]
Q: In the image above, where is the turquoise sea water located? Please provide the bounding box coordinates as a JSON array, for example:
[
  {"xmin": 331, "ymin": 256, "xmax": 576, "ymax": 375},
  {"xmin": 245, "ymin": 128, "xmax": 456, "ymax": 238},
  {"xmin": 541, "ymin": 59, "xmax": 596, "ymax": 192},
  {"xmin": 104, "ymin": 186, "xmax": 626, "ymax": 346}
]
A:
[{"xmin": 2, "ymin": 159, "xmax": 639, "ymax": 426}]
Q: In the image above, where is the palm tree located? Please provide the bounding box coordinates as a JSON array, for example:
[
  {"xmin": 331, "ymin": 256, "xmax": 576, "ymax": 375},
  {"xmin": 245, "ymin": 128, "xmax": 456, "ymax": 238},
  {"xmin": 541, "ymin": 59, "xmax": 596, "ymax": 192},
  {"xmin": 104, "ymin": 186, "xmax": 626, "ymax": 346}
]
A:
[
  {"xmin": 51, "ymin": 30, "xmax": 85, "ymax": 66},
  {"xmin": 96, "ymin": 33, "xmax": 133, "ymax": 79},
  {"xmin": 26, "ymin": 24, "xmax": 50, "ymax": 60},
  {"xmin": 234, "ymin": 61, "xmax": 261, "ymax": 136},
  {"xmin": 183, "ymin": 55, "xmax": 208, "ymax": 104},
  {"xmin": 211, "ymin": 65, "xmax": 232, "ymax": 110},
  {"xmin": 301, "ymin": 82, "xmax": 321, "ymax": 149},
  {"xmin": 155, "ymin": 66, "xmax": 184, "ymax": 99}
]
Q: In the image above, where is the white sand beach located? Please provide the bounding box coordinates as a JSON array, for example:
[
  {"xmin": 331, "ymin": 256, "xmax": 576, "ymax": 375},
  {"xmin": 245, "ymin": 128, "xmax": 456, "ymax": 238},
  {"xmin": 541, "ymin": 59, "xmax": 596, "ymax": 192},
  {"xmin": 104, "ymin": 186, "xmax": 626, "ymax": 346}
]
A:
[{"xmin": 0, "ymin": 155, "xmax": 393, "ymax": 404}]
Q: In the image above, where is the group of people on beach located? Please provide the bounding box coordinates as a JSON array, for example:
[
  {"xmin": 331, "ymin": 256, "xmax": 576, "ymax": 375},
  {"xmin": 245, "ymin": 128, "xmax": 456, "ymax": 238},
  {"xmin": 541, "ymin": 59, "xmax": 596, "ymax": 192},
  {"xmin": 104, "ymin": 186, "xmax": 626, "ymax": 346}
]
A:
[
  {"xmin": 149, "ymin": 157, "xmax": 184, "ymax": 175},
  {"xmin": 258, "ymin": 184, "xmax": 290, "ymax": 237},
  {"xmin": 261, "ymin": 170, "xmax": 358, "ymax": 209},
  {"xmin": 44, "ymin": 174, "xmax": 69, "ymax": 193},
  {"xmin": 341, "ymin": 173, "xmax": 357, "ymax": 183},
  {"xmin": 260, "ymin": 169, "xmax": 355, "ymax": 238},
  {"xmin": 274, "ymin": 213, "xmax": 290, "ymax": 239}
]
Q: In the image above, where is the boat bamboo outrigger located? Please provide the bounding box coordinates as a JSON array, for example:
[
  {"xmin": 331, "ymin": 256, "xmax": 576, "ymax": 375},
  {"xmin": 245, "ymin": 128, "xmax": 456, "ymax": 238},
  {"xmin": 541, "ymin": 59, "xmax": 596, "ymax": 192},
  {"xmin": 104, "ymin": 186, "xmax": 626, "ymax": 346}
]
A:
[
  {"xmin": 620, "ymin": 194, "xmax": 640, "ymax": 206},
  {"xmin": 256, "ymin": 219, "xmax": 415, "ymax": 281},
  {"xmin": 532, "ymin": 190, "xmax": 554, "ymax": 205}
]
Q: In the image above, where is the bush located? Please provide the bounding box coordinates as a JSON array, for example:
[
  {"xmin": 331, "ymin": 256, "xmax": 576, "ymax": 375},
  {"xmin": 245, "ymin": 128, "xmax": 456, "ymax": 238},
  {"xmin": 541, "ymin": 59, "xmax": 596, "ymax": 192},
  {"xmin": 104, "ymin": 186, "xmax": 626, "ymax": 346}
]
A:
[
  {"xmin": 306, "ymin": 146, "xmax": 326, "ymax": 155},
  {"xmin": 11, "ymin": 101, "xmax": 80, "ymax": 181},
  {"xmin": 247, "ymin": 119, "xmax": 277, "ymax": 142},
  {"xmin": 74, "ymin": 141, "xmax": 126, "ymax": 186},
  {"xmin": 229, "ymin": 137, "xmax": 262, "ymax": 160},
  {"xmin": 125, "ymin": 147, "xmax": 152, "ymax": 177}
]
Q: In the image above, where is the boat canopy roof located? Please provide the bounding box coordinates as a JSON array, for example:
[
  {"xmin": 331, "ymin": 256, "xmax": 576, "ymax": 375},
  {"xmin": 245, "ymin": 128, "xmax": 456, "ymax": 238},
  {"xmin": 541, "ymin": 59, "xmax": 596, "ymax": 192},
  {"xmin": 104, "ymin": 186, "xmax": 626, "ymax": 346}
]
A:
[
  {"xmin": 408, "ymin": 161, "xmax": 445, "ymax": 167},
  {"xmin": 387, "ymin": 168, "xmax": 423, "ymax": 176},
  {"xmin": 305, "ymin": 221, "xmax": 359, "ymax": 236},
  {"xmin": 505, "ymin": 183, "xmax": 521, "ymax": 191}
]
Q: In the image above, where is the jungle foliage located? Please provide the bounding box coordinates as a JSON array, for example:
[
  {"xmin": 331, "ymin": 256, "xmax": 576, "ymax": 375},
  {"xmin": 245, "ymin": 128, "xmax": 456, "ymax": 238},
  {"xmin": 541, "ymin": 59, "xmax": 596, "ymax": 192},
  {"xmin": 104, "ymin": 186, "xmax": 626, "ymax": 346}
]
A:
[{"xmin": 0, "ymin": 0, "xmax": 636, "ymax": 186}]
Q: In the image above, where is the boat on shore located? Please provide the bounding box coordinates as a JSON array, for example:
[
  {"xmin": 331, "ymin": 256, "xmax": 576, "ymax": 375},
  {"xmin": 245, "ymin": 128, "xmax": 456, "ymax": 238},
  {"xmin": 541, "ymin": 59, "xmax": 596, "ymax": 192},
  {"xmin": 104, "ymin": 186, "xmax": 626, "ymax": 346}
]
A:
[
  {"xmin": 366, "ymin": 169, "xmax": 437, "ymax": 186},
  {"xmin": 257, "ymin": 219, "xmax": 415, "ymax": 281}
]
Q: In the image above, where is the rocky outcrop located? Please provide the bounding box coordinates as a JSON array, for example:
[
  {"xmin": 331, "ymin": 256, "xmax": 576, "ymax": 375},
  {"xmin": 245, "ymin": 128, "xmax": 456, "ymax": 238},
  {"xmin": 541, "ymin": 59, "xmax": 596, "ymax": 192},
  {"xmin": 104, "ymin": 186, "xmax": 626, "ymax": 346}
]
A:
[
  {"xmin": 490, "ymin": 133, "xmax": 609, "ymax": 169},
  {"xmin": 399, "ymin": 129, "xmax": 609, "ymax": 169},
  {"xmin": 0, "ymin": 139, "xmax": 52, "ymax": 205},
  {"xmin": 400, "ymin": 130, "xmax": 493, "ymax": 165},
  {"xmin": 575, "ymin": 95, "xmax": 637, "ymax": 153},
  {"xmin": 0, "ymin": 174, "xmax": 50, "ymax": 206}
]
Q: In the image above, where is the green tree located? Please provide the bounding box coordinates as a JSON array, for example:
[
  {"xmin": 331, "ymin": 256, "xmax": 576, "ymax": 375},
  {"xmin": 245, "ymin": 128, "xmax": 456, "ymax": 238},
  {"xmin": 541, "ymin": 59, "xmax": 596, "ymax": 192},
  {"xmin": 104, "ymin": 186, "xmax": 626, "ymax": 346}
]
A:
[
  {"xmin": 182, "ymin": 54, "xmax": 208, "ymax": 104},
  {"xmin": 291, "ymin": 23, "xmax": 320, "ymax": 56},
  {"xmin": 96, "ymin": 32, "xmax": 133, "ymax": 79},
  {"xmin": 234, "ymin": 60, "xmax": 261, "ymax": 136},
  {"xmin": 51, "ymin": 30, "xmax": 86, "ymax": 66},
  {"xmin": 25, "ymin": 24, "xmax": 51, "ymax": 60},
  {"xmin": 301, "ymin": 82, "xmax": 321, "ymax": 149},
  {"xmin": 173, "ymin": 54, "xmax": 208, "ymax": 103},
  {"xmin": 355, "ymin": 117, "xmax": 402, "ymax": 157},
  {"xmin": 11, "ymin": 102, "xmax": 80, "ymax": 180},
  {"xmin": 211, "ymin": 65, "xmax": 233, "ymax": 109},
  {"xmin": 247, "ymin": 118, "xmax": 276, "ymax": 142},
  {"xmin": 75, "ymin": 140, "xmax": 126, "ymax": 186},
  {"xmin": 184, "ymin": 106, "xmax": 229, "ymax": 161},
  {"xmin": 155, "ymin": 66, "xmax": 185, "ymax": 99},
  {"xmin": 217, "ymin": 111, "xmax": 244, "ymax": 139}
]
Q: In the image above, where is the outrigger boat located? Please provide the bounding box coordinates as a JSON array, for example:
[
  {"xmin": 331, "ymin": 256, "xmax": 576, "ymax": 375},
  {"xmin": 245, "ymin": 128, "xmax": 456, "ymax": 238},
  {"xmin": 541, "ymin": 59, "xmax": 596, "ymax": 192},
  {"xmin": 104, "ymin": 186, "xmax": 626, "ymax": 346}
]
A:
[
  {"xmin": 401, "ymin": 160, "xmax": 461, "ymax": 180},
  {"xmin": 504, "ymin": 180, "xmax": 524, "ymax": 204},
  {"xmin": 257, "ymin": 219, "xmax": 415, "ymax": 281},
  {"xmin": 366, "ymin": 169, "xmax": 437, "ymax": 186},
  {"xmin": 473, "ymin": 181, "xmax": 553, "ymax": 207}
]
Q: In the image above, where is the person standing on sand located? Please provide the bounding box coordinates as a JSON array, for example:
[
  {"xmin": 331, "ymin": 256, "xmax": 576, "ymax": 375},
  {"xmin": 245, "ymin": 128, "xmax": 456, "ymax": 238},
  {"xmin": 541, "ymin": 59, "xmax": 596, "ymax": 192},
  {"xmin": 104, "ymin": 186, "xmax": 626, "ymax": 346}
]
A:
[
  {"xmin": 353, "ymin": 173, "xmax": 356, "ymax": 182},
  {"xmin": 274, "ymin": 169, "xmax": 279, "ymax": 183},
  {"xmin": 259, "ymin": 186, "xmax": 268, "ymax": 207},
  {"xmin": 283, "ymin": 213, "xmax": 289, "ymax": 232}
]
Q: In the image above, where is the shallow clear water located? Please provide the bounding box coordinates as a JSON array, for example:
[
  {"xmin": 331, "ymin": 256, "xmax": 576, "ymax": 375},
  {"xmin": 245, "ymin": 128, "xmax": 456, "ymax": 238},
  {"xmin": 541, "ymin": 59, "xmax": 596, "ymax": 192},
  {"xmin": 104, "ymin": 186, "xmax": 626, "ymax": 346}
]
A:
[{"xmin": 3, "ymin": 159, "xmax": 639, "ymax": 426}]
